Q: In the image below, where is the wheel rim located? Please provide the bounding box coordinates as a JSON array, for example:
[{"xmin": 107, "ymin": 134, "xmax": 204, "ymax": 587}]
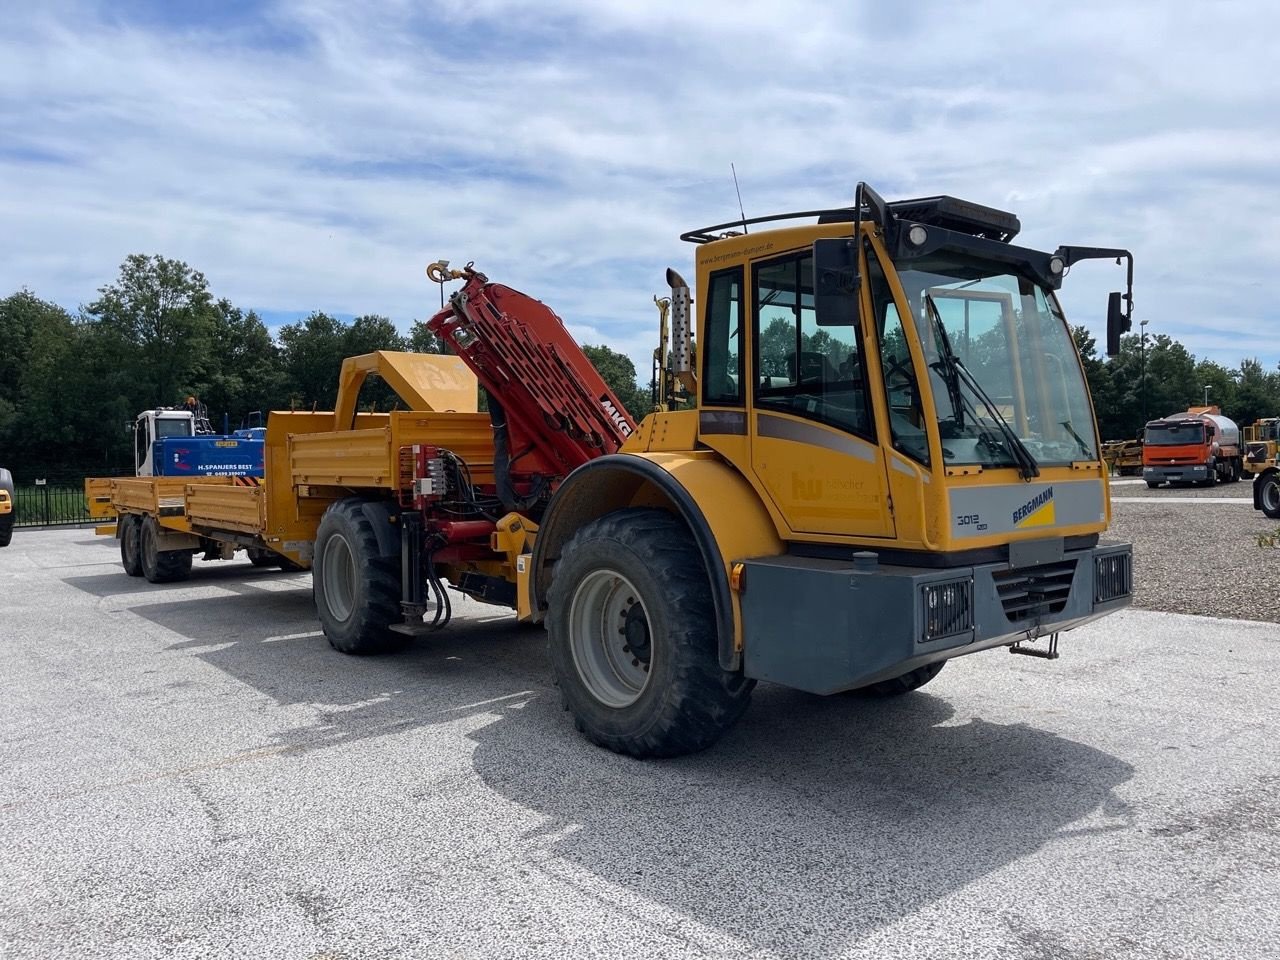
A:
[
  {"xmin": 568, "ymin": 569, "xmax": 653, "ymax": 708},
  {"xmin": 1265, "ymin": 480, "xmax": 1280, "ymax": 513},
  {"xmin": 321, "ymin": 534, "xmax": 358, "ymax": 623}
]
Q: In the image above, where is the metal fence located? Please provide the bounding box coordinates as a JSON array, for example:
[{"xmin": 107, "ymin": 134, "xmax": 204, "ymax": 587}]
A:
[{"xmin": 13, "ymin": 483, "xmax": 93, "ymax": 528}]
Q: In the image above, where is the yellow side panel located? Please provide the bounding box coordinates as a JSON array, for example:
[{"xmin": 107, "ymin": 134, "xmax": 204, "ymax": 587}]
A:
[
  {"xmin": 186, "ymin": 483, "xmax": 265, "ymax": 534},
  {"xmin": 626, "ymin": 410, "xmax": 699, "ymax": 453},
  {"xmin": 110, "ymin": 476, "xmax": 232, "ymax": 515},
  {"xmin": 84, "ymin": 477, "xmax": 116, "ymax": 519},
  {"xmin": 291, "ymin": 427, "xmax": 399, "ymax": 488}
]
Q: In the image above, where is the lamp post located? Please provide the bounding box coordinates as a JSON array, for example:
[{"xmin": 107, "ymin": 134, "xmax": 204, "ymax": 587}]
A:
[
  {"xmin": 1204, "ymin": 385, "xmax": 1211, "ymax": 407},
  {"xmin": 1139, "ymin": 319, "xmax": 1150, "ymax": 424}
]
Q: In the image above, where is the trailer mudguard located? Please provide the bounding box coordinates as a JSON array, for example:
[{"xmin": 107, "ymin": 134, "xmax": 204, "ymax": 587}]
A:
[{"xmin": 531, "ymin": 452, "xmax": 783, "ymax": 671}]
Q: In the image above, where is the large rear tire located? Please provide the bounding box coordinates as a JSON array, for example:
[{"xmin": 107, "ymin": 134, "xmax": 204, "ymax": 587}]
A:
[
  {"xmin": 140, "ymin": 516, "xmax": 193, "ymax": 583},
  {"xmin": 1260, "ymin": 475, "xmax": 1280, "ymax": 520},
  {"xmin": 546, "ymin": 508, "xmax": 754, "ymax": 758},
  {"xmin": 119, "ymin": 514, "xmax": 143, "ymax": 577},
  {"xmin": 312, "ymin": 499, "xmax": 406, "ymax": 655}
]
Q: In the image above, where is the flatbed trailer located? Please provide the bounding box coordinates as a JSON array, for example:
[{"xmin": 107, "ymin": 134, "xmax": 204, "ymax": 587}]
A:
[{"xmin": 89, "ymin": 353, "xmax": 488, "ymax": 580}]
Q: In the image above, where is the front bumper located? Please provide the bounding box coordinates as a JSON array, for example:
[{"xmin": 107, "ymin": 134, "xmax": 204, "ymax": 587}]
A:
[
  {"xmin": 740, "ymin": 541, "xmax": 1133, "ymax": 695},
  {"xmin": 1143, "ymin": 464, "xmax": 1207, "ymax": 483}
]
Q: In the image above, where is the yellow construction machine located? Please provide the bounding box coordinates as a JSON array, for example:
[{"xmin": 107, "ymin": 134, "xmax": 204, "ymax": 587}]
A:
[{"xmin": 91, "ymin": 184, "xmax": 1134, "ymax": 757}]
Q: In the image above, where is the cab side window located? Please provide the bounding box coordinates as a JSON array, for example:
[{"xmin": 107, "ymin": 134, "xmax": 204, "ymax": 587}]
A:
[
  {"xmin": 702, "ymin": 267, "xmax": 744, "ymax": 406},
  {"xmin": 752, "ymin": 251, "xmax": 872, "ymax": 439}
]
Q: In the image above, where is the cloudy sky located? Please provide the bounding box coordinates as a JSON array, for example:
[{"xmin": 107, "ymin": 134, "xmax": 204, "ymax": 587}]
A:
[{"xmin": 2, "ymin": 0, "xmax": 1276, "ymax": 377}]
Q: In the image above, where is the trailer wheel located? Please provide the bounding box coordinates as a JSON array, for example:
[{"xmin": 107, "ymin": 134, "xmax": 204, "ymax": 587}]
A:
[
  {"xmin": 1260, "ymin": 475, "xmax": 1280, "ymax": 520},
  {"xmin": 140, "ymin": 516, "xmax": 193, "ymax": 583},
  {"xmin": 119, "ymin": 514, "xmax": 143, "ymax": 577},
  {"xmin": 856, "ymin": 660, "xmax": 945, "ymax": 697},
  {"xmin": 546, "ymin": 508, "xmax": 754, "ymax": 758},
  {"xmin": 313, "ymin": 499, "xmax": 406, "ymax": 655}
]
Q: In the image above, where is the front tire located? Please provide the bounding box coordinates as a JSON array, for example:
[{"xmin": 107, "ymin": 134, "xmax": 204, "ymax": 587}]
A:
[
  {"xmin": 312, "ymin": 499, "xmax": 406, "ymax": 655},
  {"xmin": 1260, "ymin": 475, "xmax": 1280, "ymax": 520},
  {"xmin": 120, "ymin": 514, "xmax": 143, "ymax": 576},
  {"xmin": 546, "ymin": 508, "xmax": 754, "ymax": 758},
  {"xmin": 140, "ymin": 516, "xmax": 193, "ymax": 583},
  {"xmin": 1146, "ymin": 480, "xmax": 1161, "ymax": 489}
]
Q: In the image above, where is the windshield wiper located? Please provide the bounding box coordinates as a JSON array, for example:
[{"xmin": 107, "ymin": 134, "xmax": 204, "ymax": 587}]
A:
[
  {"xmin": 1060, "ymin": 420, "xmax": 1093, "ymax": 459},
  {"xmin": 925, "ymin": 296, "xmax": 966, "ymax": 432},
  {"xmin": 925, "ymin": 294, "xmax": 1040, "ymax": 480}
]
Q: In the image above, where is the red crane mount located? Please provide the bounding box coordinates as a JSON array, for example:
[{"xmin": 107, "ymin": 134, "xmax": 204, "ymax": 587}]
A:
[
  {"xmin": 426, "ymin": 262, "xmax": 637, "ymax": 487},
  {"xmin": 386, "ymin": 263, "xmax": 640, "ymax": 636}
]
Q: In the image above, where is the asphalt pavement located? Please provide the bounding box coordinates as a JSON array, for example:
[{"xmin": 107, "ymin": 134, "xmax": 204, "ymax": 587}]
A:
[{"xmin": 1, "ymin": 527, "xmax": 1278, "ymax": 959}]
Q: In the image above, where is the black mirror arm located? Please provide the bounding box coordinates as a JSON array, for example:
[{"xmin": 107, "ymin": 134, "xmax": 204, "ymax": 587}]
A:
[{"xmin": 1054, "ymin": 245, "xmax": 1134, "ymax": 323}]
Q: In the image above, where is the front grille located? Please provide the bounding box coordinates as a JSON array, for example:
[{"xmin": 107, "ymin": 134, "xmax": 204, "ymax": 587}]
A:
[
  {"xmin": 1094, "ymin": 551, "xmax": 1132, "ymax": 603},
  {"xmin": 921, "ymin": 578, "xmax": 973, "ymax": 641},
  {"xmin": 993, "ymin": 560, "xmax": 1077, "ymax": 622}
]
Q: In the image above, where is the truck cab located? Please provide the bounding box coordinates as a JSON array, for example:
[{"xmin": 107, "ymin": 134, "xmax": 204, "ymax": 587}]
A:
[
  {"xmin": 133, "ymin": 408, "xmax": 265, "ymax": 478},
  {"xmin": 1142, "ymin": 408, "xmax": 1241, "ymax": 487},
  {"xmin": 134, "ymin": 410, "xmax": 198, "ymax": 477}
]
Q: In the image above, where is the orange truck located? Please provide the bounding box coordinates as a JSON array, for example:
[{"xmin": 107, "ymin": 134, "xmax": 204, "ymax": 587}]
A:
[{"xmin": 1142, "ymin": 406, "xmax": 1242, "ymax": 488}]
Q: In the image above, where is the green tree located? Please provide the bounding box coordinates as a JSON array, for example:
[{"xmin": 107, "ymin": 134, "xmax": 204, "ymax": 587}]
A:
[
  {"xmin": 278, "ymin": 312, "xmax": 347, "ymax": 408},
  {"xmin": 1072, "ymin": 325, "xmax": 1120, "ymax": 439},
  {"xmin": 84, "ymin": 255, "xmax": 217, "ymax": 407},
  {"xmin": 1143, "ymin": 334, "xmax": 1198, "ymax": 420},
  {"xmin": 1192, "ymin": 359, "xmax": 1237, "ymax": 416},
  {"xmin": 581, "ymin": 344, "xmax": 648, "ymax": 420},
  {"xmin": 407, "ymin": 319, "xmax": 453, "ymax": 355},
  {"xmin": 199, "ymin": 299, "xmax": 288, "ymax": 427},
  {"xmin": 1233, "ymin": 358, "xmax": 1280, "ymax": 427}
]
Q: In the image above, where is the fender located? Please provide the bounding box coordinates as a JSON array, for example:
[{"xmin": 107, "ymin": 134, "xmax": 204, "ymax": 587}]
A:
[
  {"xmin": 531, "ymin": 452, "xmax": 783, "ymax": 671},
  {"xmin": 359, "ymin": 499, "xmax": 401, "ymax": 559}
]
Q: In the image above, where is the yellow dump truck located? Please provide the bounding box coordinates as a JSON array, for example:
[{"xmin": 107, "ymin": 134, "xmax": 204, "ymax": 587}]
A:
[{"xmin": 90, "ymin": 184, "xmax": 1135, "ymax": 757}]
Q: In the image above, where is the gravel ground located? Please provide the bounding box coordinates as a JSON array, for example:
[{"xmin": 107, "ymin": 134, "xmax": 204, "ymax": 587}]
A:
[
  {"xmin": 1107, "ymin": 478, "xmax": 1280, "ymax": 622},
  {"xmin": 1109, "ymin": 477, "xmax": 1254, "ymax": 499},
  {"xmin": 1, "ymin": 527, "xmax": 1279, "ymax": 960}
]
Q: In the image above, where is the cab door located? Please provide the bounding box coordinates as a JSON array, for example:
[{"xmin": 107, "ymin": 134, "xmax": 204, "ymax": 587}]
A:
[
  {"xmin": 747, "ymin": 249, "xmax": 896, "ymax": 538},
  {"xmin": 135, "ymin": 415, "xmax": 154, "ymax": 477}
]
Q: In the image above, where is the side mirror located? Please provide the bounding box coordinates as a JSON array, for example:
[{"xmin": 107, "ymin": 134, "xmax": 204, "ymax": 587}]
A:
[
  {"xmin": 1105, "ymin": 291, "xmax": 1129, "ymax": 357},
  {"xmin": 813, "ymin": 238, "xmax": 860, "ymax": 327}
]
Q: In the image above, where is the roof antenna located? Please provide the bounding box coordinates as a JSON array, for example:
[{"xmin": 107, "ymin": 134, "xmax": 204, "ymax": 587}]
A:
[{"xmin": 731, "ymin": 163, "xmax": 749, "ymax": 234}]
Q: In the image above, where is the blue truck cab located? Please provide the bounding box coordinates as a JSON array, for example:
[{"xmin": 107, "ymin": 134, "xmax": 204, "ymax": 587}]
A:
[{"xmin": 134, "ymin": 408, "xmax": 264, "ymax": 478}]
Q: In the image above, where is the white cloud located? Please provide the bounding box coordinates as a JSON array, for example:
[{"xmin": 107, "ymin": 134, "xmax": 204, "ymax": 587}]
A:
[{"xmin": 1, "ymin": 0, "xmax": 1277, "ymax": 382}]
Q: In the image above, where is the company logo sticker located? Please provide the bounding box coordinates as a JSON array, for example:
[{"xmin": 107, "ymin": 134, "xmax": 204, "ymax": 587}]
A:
[
  {"xmin": 601, "ymin": 396, "xmax": 633, "ymax": 438},
  {"xmin": 1013, "ymin": 486, "xmax": 1056, "ymax": 528}
]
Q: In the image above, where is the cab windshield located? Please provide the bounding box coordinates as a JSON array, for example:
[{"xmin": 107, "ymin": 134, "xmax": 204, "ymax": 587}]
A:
[
  {"xmin": 1146, "ymin": 423, "xmax": 1204, "ymax": 445},
  {"xmin": 897, "ymin": 254, "xmax": 1097, "ymax": 468},
  {"xmin": 155, "ymin": 418, "xmax": 193, "ymax": 439}
]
